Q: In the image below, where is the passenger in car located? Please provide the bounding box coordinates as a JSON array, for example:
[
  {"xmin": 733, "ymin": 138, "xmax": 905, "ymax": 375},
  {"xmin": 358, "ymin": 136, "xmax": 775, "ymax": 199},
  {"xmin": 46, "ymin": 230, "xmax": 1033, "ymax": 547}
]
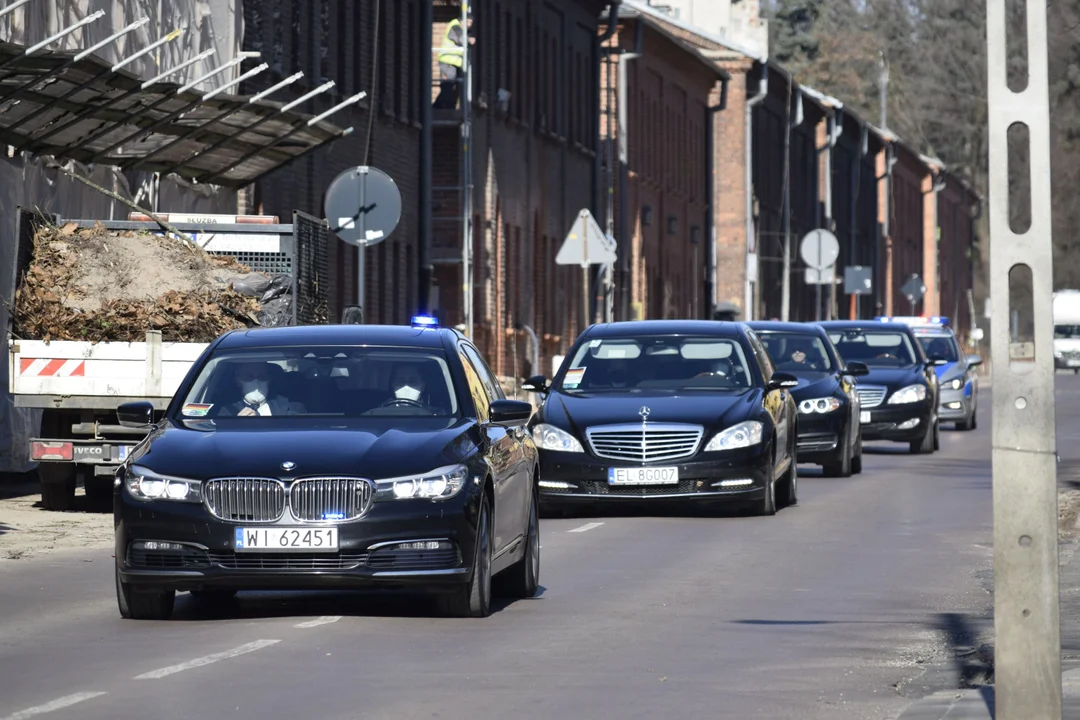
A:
[{"xmin": 226, "ymin": 362, "xmax": 308, "ymax": 416}]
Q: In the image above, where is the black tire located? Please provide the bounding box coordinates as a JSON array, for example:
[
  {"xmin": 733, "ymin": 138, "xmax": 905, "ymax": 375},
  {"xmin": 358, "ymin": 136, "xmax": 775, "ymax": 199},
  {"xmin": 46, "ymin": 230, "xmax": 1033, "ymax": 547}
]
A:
[
  {"xmin": 778, "ymin": 460, "xmax": 798, "ymax": 508},
  {"xmin": 116, "ymin": 565, "xmax": 174, "ymax": 620},
  {"xmin": 499, "ymin": 489, "xmax": 540, "ymax": 599},
  {"xmin": 933, "ymin": 419, "xmax": 940, "ymax": 450},
  {"xmin": 439, "ymin": 494, "xmax": 492, "ymax": 618},
  {"xmin": 910, "ymin": 420, "xmax": 935, "ymax": 454},
  {"xmin": 851, "ymin": 434, "xmax": 864, "ymax": 474},
  {"xmin": 822, "ymin": 433, "xmax": 852, "ymax": 478},
  {"xmin": 38, "ymin": 464, "xmax": 76, "ymax": 511},
  {"xmin": 971, "ymin": 408, "xmax": 978, "ymax": 430},
  {"xmin": 756, "ymin": 457, "xmax": 778, "ymax": 517}
]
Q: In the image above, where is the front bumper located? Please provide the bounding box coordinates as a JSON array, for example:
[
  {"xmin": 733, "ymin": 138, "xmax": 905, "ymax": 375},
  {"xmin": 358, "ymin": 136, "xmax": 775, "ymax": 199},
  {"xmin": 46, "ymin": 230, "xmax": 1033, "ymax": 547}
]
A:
[
  {"xmin": 794, "ymin": 411, "xmax": 848, "ymax": 465},
  {"xmin": 537, "ymin": 445, "xmax": 772, "ymax": 505},
  {"xmin": 858, "ymin": 401, "xmax": 933, "ymax": 442},
  {"xmin": 938, "ymin": 384, "xmax": 974, "ymax": 420},
  {"xmin": 114, "ymin": 484, "xmax": 481, "ymax": 592}
]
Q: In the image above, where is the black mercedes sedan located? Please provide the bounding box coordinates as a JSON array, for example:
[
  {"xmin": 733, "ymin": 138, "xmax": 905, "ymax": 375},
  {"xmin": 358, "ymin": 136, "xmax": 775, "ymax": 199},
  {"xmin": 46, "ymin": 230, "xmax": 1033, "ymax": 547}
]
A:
[
  {"xmin": 818, "ymin": 320, "xmax": 945, "ymax": 454},
  {"xmin": 522, "ymin": 320, "xmax": 799, "ymax": 516},
  {"xmin": 748, "ymin": 321, "xmax": 869, "ymax": 477},
  {"xmin": 112, "ymin": 318, "xmax": 538, "ymax": 620}
]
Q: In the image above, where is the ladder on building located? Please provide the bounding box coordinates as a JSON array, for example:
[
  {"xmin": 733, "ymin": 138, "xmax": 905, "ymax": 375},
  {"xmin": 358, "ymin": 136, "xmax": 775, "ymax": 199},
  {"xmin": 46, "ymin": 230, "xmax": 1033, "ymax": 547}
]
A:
[{"xmin": 430, "ymin": 0, "xmax": 474, "ymax": 339}]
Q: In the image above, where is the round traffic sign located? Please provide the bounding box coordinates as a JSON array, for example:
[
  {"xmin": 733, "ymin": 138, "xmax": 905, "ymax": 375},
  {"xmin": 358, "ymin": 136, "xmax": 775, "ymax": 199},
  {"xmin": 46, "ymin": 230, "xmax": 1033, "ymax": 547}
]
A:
[
  {"xmin": 799, "ymin": 229, "xmax": 840, "ymax": 270},
  {"xmin": 324, "ymin": 166, "xmax": 401, "ymax": 247}
]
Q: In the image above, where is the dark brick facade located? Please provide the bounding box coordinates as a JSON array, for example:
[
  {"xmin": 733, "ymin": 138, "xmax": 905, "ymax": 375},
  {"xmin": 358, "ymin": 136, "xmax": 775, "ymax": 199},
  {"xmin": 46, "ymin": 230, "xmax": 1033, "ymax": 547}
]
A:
[{"xmin": 239, "ymin": 0, "xmax": 422, "ymax": 326}]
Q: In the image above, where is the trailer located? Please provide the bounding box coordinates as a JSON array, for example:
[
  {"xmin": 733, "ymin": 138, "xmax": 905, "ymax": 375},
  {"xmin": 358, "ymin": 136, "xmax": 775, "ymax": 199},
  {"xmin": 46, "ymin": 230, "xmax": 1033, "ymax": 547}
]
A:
[{"xmin": 6, "ymin": 208, "xmax": 332, "ymax": 510}]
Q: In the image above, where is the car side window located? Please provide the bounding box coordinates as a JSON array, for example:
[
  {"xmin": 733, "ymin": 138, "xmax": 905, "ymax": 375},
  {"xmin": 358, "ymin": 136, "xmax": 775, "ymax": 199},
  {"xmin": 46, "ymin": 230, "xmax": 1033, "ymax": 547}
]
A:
[
  {"xmin": 458, "ymin": 348, "xmax": 492, "ymax": 422},
  {"xmin": 746, "ymin": 331, "xmax": 774, "ymax": 381},
  {"xmin": 462, "ymin": 344, "xmax": 505, "ymax": 402}
]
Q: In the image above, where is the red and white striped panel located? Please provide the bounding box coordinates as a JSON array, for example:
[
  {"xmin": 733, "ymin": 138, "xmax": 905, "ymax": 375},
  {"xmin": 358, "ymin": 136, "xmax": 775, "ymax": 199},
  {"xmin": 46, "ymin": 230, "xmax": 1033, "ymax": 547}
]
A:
[{"xmin": 20, "ymin": 358, "xmax": 86, "ymax": 377}]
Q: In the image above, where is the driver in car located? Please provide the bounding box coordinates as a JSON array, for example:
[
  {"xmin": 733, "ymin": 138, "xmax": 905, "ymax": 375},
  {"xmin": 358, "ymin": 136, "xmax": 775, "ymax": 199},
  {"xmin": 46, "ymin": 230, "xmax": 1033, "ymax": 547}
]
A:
[
  {"xmin": 228, "ymin": 362, "xmax": 307, "ymax": 416},
  {"xmin": 389, "ymin": 363, "xmax": 429, "ymax": 405},
  {"xmin": 779, "ymin": 338, "xmax": 824, "ymax": 371}
]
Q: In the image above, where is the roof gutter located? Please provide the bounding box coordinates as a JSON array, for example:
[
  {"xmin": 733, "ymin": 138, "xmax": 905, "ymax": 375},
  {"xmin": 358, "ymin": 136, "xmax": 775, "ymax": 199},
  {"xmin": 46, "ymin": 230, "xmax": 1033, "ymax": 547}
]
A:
[{"xmin": 593, "ymin": 1, "xmax": 622, "ymax": 322}]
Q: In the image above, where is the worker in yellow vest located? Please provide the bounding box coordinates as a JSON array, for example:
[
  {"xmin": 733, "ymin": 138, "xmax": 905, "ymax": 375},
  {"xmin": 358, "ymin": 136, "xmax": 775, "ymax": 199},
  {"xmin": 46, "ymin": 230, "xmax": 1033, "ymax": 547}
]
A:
[{"xmin": 434, "ymin": 13, "xmax": 470, "ymax": 109}]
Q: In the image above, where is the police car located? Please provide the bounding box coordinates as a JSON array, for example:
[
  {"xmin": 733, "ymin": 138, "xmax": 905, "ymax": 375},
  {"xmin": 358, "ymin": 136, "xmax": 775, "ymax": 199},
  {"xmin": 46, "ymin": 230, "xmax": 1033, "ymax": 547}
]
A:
[{"xmin": 874, "ymin": 316, "xmax": 982, "ymax": 431}]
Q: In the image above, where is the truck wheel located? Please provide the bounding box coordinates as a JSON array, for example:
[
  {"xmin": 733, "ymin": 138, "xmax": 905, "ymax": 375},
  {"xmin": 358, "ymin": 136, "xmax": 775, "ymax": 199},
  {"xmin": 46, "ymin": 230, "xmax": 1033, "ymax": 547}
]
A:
[{"xmin": 38, "ymin": 464, "xmax": 76, "ymax": 511}]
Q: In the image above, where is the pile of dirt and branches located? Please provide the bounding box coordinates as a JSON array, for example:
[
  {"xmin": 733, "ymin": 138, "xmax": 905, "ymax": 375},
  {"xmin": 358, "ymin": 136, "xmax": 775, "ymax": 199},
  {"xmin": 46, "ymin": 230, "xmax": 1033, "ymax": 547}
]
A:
[{"xmin": 12, "ymin": 221, "xmax": 288, "ymax": 343}]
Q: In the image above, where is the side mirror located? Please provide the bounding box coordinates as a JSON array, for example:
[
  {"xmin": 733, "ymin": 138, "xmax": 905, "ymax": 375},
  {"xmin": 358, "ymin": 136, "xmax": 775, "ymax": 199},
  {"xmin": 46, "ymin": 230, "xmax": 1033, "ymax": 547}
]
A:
[
  {"xmin": 522, "ymin": 374, "xmax": 549, "ymax": 393},
  {"xmin": 117, "ymin": 401, "xmax": 155, "ymax": 429},
  {"xmin": 768, "ymin": 372, "xmax": 800, "ymax": 390},
  {"xmin": 843, "ymin": 361, "xmax": 870, "ymax": 377},
  {"xmin": 967, "ymin": 354, "xmax": 983, "ymax": 367},
  {"xmin": 489, "ymin": 399, "xmax": 533, "ymax": 426}
]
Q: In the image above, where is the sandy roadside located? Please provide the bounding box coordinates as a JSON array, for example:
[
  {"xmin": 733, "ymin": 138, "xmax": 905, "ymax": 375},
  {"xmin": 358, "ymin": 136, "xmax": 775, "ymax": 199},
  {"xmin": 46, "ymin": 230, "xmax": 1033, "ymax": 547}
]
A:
[{"xmin": 0, "ymin": 483, "xmax": 113, "ymax": 561}]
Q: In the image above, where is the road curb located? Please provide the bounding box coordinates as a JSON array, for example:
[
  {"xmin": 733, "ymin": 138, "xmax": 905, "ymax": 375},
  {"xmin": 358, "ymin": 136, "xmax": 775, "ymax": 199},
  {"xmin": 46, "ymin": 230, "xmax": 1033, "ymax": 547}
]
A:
[{"xmin": 897, "ymin": 669, "xmax": 1080, "ymax": 719}]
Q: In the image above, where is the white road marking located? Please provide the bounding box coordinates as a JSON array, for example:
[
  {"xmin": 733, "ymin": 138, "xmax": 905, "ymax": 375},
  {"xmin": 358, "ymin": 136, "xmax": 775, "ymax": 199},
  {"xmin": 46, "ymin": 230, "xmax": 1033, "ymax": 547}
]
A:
[
  {"xmin": 2, "ymin": 691, "xmax": 107, "ymax": 720},
  {"xmin": 295, "ymin": 615, "xmax": 341, "ymax": 628},
  {"xmin": 568, "ymin": 522, "xmax": 604, "ymax": 533},
  {"xmin": 134, "ymin": 639, "xmax": 281, "ymax": 679}
]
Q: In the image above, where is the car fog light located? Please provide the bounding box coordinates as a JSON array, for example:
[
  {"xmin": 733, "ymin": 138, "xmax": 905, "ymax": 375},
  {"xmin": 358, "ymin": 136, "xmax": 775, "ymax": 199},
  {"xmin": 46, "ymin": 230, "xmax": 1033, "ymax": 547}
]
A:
[
  {"xmin": 946, "ymin": 401, "xmax": 962, "ymax": 410},
  {"xmin": 393, "ymin": 540, "xmax": 452, "ymax": 551},
  {"xmin": 714, "ymin": 478, "xmax": 754, "ymax": 488},
  {"xmin": 134, "ymin": 541, "xmax": 186, "ymax": 551},
  {"xmin": 539, "ymin": 480, "xmax": 574, "ymax": 490},
  {"xmin": 896, "ymin": 418, "xmax": 920, "ymax": 430}
]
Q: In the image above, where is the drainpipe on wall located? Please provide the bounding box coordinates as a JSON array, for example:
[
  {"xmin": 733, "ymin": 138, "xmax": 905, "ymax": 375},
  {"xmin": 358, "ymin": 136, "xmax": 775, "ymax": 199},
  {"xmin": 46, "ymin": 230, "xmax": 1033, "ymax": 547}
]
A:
[
  {"xmin": 822, "ymin": 105, "xmax": 843, "ymax": 320},
  {"xmin": 780, "ymin": 85, "xmax": 803, "ymax": 322},
  {"xmin": 594, "ymin": 1, "xmax": 622, "ymax": 323},
  {"xmin": 879, "ymin": 139, "xmax": 896, "ymax": 316},
  {"xmin": 744, "ymin": 64, "xmax": 767, "ymax": 321},
  {"xmin": 930, "ymin": 168, "xmax": 947, "ymax": 317},
  {"xmin": 615, "ymin": 16, "xmax": 642, "ymax": 322},
  {"xmin": 705, "ymin": 77, "xmax": 727, "ymax": 320}
]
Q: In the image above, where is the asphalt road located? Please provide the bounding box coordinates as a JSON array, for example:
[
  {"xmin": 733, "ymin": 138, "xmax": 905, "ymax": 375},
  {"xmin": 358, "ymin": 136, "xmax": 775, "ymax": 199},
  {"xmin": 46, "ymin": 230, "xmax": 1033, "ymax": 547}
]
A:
[{"xmin": 2, "ymin": 374, "xmax": 1057, "ymax": 720}]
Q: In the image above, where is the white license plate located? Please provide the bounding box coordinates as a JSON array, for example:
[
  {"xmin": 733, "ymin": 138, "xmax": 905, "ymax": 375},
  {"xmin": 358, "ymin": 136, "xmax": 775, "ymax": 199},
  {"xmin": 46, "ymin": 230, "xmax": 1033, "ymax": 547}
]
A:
[
  {"xmin": 860, "ymin": 411, "xmax": 872, "ymax": 424},
  {"xmin": 608, "ymin": 467, "xmax": 679, "ymax": 485},
  {"xmin": 234, "ymin": 527, "xmax": 339, "ymax": 552}
]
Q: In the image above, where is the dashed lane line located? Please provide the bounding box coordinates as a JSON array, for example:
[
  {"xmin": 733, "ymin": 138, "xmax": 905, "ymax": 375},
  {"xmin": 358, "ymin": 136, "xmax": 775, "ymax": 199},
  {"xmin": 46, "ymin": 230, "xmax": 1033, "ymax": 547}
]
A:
[
  {"xmin": 133, "ymin": 639, "xmax": 281, "ymax": 680},
  {"xmin": 295, "ymin": 615, "xmax": 342, "ymax": 628},
  {"xmin": 568, "ymin": 522, "xmax": 604, "ymax": 533},
  {"xmin": 2, "ymin": 691, "xmax": 107, "ymax": 720}
]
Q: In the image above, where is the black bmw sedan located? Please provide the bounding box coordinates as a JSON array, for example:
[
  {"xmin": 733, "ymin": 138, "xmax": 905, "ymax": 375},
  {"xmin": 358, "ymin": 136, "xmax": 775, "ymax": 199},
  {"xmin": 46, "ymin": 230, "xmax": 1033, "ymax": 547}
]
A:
[
  {"xmin": 522, "ymin": 320, "xmax": 799, "ymax": 516},
  {"xmin": 818, "ymin": 320, "xmax": 945, "ymax": 454},
  {"xmin": 748, "ymin": 321, "xmax": 869, "ymax": 477},
  {"xmin": 112, "ymin": 319, "xmax": 538, "ymax": 620}
]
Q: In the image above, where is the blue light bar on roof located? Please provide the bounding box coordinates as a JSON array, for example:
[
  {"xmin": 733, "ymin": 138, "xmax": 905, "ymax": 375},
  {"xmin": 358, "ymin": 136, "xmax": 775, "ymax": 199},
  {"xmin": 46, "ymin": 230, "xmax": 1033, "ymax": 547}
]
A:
[
  {"xmin": 874, "ymin": 315, "xmax": 950, "ymax": 327},
  {"xmin": 411, "ymin": 315, "xmax": 439, "ymax": 328}
]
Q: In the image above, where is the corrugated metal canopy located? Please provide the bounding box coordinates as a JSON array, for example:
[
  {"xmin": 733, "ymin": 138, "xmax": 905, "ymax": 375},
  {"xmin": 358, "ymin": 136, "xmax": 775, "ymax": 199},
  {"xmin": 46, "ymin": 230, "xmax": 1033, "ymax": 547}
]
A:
[{"xmin": 0, "ymin": 40, "xmax": 355, "ymax": 188}]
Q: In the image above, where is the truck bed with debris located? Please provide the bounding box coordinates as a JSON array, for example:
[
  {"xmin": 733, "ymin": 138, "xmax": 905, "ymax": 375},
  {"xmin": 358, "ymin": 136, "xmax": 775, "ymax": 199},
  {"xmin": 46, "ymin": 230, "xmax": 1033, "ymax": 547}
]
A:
[{"xmin": 5, "ymin": 209, "xmax": 331, "ymax": 510}]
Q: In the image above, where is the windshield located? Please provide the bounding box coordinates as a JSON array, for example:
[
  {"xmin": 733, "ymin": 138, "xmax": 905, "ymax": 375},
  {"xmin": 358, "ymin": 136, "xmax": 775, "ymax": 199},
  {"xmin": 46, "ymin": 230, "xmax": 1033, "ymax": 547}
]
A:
[
  {"xmin": 756, "ymin": 332, "xmax": 834, "ymax": 373},
  {"xmin": 915, "ymin": 332, "xmax": 960, "ymax": 362},
  {"xmin": 1056, "ymin": 325, "xmax": 1080, "ymax": 339},
  {"xmin": 827, "ymin": 330, "xmax": 919, "ymax": 367},
  {"xmin": 557, "ymin": 335, "xmax": 754, "ymax": 392},
  {"xmin": 177, "ymin": 346, "xmax": 460, "ymax": 419}
]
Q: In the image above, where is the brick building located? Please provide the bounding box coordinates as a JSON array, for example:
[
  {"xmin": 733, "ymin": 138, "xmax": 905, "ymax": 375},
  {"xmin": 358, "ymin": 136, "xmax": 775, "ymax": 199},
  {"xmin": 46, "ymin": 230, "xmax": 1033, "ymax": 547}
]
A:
[
  {"xmin": 430, "ymin": 0, "xmax": 607, "ymax": 380},
  {"xmin": 936, "ymin": 176, "xmax": 979, "ymax": 338},
  {"xmin": 601, "ymin": 6, "xmax": 728, "ymax": 322}
]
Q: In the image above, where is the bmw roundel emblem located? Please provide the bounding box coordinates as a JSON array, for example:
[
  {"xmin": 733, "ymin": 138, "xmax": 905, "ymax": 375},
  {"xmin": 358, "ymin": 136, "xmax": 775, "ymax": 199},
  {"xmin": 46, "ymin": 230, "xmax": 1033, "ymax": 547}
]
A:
[{"xmin": 281, "ymin": 461, "xmax": 297, "ymax": 471}]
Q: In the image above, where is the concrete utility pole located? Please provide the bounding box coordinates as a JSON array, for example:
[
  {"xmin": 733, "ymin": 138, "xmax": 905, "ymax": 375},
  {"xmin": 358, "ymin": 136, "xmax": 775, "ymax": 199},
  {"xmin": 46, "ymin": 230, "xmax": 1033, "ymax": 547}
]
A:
[
  {"xmin": 878, "ymin": 52, "xmax": 888, "ymax": 130},
  {"xmin": 986, "ymin": 1, "xmax": 1061, "ymax": 718}
]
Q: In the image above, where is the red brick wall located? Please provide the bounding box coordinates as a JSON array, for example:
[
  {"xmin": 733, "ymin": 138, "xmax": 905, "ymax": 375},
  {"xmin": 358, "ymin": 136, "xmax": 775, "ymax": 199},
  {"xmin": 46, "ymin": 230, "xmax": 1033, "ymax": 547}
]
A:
[
  {"xmin": 890, "ymin": 147, "xmax": 929, "ymax": 316},
  {"xmin": 605, "ymin": 19, "xmax": 719, "ymax": 322}
]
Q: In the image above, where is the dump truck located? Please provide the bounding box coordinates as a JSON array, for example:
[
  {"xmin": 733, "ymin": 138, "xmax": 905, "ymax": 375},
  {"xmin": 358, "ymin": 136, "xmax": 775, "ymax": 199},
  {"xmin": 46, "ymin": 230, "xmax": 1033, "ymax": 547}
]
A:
[{"xmin": 5, "ymin": 208, "xmax": 332, "ymax": 510}]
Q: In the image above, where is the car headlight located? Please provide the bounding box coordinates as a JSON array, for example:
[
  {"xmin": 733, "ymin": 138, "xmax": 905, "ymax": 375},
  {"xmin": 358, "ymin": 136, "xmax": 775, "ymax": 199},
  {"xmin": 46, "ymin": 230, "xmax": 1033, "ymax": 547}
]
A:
[
  {"xmin": 704, "ymin": 421, "xmax": 764, "ymax": 451},
  {"xmin": 532, "ymin": 423, "xmax": 584, "ymax": 452},
  {"xmin": 946, "ymin": 378, "xmax": 963, "ymax": 390},
  {"xmin": 124, "ymin": 465, "xmax": 202, "ymax": 503},
  {"xmin": 375, "ymin": 464, "xmax": 468, "ymax": 501},
  {"xmin": 798, "ymin": 397, "xmax": 842, "ymax": 414},
  {"xmin": 887, "ymin": 384, "xmax": 928, "ymax": 404}
]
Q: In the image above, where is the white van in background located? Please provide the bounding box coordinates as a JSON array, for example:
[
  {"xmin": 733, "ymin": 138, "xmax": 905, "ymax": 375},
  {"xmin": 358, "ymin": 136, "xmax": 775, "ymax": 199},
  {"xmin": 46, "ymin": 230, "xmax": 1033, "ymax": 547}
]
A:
[{"xmin": 1053, "ymin": 290, "xmax": 1080, "ymax": 373}]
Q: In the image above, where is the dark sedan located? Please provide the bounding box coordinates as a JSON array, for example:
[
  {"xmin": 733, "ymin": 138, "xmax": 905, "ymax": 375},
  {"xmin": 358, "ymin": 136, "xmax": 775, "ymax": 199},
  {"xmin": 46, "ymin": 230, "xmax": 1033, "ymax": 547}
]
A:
[
  {"xmin": 112, "ymin": 318, "xmax": 538, "ymax": 620},
  {"xmin": 522, "ymin": 320, "xmax": 799, "ymax": 516},
  {"xmin": 818, "ymin": 320, "xmax": 945, "ymax": 454},
  {"xmin": 748, "ymin": 321, "xmax": 869, "ymax": 477}
]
